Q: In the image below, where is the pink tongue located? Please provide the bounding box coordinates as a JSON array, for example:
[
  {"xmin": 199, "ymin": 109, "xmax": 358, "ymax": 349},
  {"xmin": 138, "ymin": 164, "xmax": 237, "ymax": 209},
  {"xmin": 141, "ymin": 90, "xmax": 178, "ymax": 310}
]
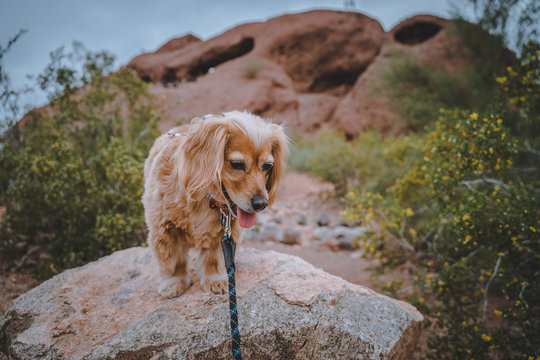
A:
[{"xmin": 238, "ymin": 208, "xmax": 257, "ymax": 228}]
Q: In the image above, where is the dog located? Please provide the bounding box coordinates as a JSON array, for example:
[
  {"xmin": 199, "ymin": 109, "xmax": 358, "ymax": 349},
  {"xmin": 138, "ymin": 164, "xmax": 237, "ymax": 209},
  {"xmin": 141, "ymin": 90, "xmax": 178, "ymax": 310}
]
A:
[{"xmin": 142, "ymin": 111, "xmax": 289, "ymax": 298}]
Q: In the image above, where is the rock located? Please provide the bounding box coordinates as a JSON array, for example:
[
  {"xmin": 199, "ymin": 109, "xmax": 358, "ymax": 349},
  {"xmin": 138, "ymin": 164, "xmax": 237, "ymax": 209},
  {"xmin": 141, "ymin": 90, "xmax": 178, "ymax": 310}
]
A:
[
  {"xmin": 0, "ymin": 247, "xmax": 423, "ymax": 359},
  {"xmin": 243, "ymin": 227, "xmax": 262, "ymax": 242},
  {"xmin": 296, "ymin": 211, "xmax": 307, "ymax": 226},
  {"xmin": 316, "ymin": 213, "xmax": 331, "ymax": 227},
  {"xmin": 313, "ymin": 226, "xmax": 333, "ymax": 241},
  {"xmin": 334, "ymin": 226, "xmax": 367, "ymax": 250},
  {"xmin": 125, "ymin": 10, "xmax": 393, "ymax": 134},
  {"xmin": 258, "ymin": 223, "xmax": 282, "ymax": 242},
  {"xmin": 281, "ymin": 228, "xmax": 301, "ymax": 245},
  {"xmin": 338, "ymin": 215, "xmax": 361, "ymax": 228},
  {"xmin": 272, "ymin": 216, "xmax": 283, "ymax": 224}
]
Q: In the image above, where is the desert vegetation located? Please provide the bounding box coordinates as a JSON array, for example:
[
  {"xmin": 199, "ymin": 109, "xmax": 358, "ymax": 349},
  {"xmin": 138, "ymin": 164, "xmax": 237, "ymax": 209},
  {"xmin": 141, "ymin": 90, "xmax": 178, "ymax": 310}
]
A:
[
  {"xmin": 0, "ymin": 40, "xmax": 160, "ymax": 277},
  {"xmin": 289, "ymin": 5, "xmax": 539, "ymax": 358}
]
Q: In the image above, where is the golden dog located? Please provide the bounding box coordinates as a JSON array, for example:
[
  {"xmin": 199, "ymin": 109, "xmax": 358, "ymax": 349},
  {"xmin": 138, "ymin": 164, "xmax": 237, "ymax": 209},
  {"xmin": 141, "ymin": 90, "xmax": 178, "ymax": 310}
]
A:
[{"xmin": 142, "ymin": 111, "xmax": 288, "ymax": 297}]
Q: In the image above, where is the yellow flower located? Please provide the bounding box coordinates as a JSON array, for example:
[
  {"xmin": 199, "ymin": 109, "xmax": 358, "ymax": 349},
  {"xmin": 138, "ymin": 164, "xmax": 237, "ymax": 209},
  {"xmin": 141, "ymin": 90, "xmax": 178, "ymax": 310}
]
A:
[
  {"xmin": 462, "ymin": 214, "xmax": 470, "ymax": 221},
  {"xmin": 496, "ymin": 76, "xmax": 507, "ymax": 84},
  {"xmin": 470, "ymin": 112, "xmax": 479, "ymax": 120},
  {"xmin": 530, "ymin": 226, "xmax": 537, "ymax": 232},
  {"xmin": 443, "ymin": 175, "xmax": 450, "ymax": 181},
  {"xmin": 462, "ymin": 321, "xmax": 467, "ymax": 327},
  {"xmin": 464, "ymin": 235, "xmax": 471, "ymax": 243},
  {"xmin": 481, "ymin": 334, "xmax": 491, "ymax": 342},
  {"xmin": 515, "ymin": 300, "xmax": 521, "ymax": 307},
  {"xmin": 498, "ymin": 252, "xmax": 504, "ymax": 257},
  {"xmin": 501, "ymin": 133, "xmax": 506, "ymax": 140},
  {"xmin": 406, "ymin": 208, "xmax": 414, "ymax": 217},
  {"xmin": 421, "ymin": 165, "xmax": 427, "ymax": 171},
  {"xmin": 497, "ymin": 118, "xmax": 503, "ymax": 125},
  {"xmin": 494, "ymin": 310, "xmax": 502, "ymax": 316}
]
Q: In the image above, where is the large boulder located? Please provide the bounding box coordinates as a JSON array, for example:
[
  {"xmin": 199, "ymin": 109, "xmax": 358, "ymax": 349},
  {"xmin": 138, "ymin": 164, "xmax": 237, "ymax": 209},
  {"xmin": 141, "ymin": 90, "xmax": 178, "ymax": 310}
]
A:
[{"xmin": 0, "ymin": 247, "xmax": 423, "ymax": 359}]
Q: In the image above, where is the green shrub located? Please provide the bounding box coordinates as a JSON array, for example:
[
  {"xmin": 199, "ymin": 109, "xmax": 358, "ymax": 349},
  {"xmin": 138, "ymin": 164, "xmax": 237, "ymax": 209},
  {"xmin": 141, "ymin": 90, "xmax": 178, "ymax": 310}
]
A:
[
  {"xmin": 0, "ymin": 43, "xmax": 160, "ymax": 277},
  {"xmin": 343, "ymin": 42, "xmax": 540, "ymax": 358},
  {"xmin": 289, "ymin": 129, "xmax": 421, "ymax": 195},
  {"xmin": 240, "ymin": 60, "xmax": 263, "ymax": 79}
]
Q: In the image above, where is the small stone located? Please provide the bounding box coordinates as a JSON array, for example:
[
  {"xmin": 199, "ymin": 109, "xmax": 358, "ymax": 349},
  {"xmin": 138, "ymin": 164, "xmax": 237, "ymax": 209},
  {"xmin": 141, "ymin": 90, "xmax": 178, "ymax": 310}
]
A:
[
  {"xmin": 334, "ymin": 226, "xmax": 367, "ymax": 250},
  {"xmin": 296, "ymin": 212, "xmax": 307, "ymax": 225},
  {"xmin": 281, "ymin": 228, "xmax": 301, "ymax": 245},
  {"xmin": 338, "ymin": 215, "xmax": 360, "ymax": 227},
  {"xmin": 259, "ymin": 223, "xmax": 282, "ymax": 242},
  {"xmin": 243, "ymin": 227, "xmax": 261, "ymax": 242},
  {"xmin": 273, "ymin": 216, "xmax": 283, "ymax": 224},
  {"xmin": 316, "ymin": 213, "xmax": 330, "ymax": 227},
  {"xmin": 313, "ymin": 226, "xmax": 333, "ymax": 241}
]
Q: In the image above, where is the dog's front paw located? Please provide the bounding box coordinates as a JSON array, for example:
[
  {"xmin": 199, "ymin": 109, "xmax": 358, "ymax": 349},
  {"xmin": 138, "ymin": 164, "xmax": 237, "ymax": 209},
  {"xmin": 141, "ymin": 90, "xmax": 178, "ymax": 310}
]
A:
[
  {"xmin": 158, "ymin": 276, "xmax": 190, "ymax": 298},
  {"xmin": 209, "ymin": 280, "xmax": 228, "ymax": 295},
  {"xmin": 202, "ymin": 274, "xmax": 227, "ymax": 295}
]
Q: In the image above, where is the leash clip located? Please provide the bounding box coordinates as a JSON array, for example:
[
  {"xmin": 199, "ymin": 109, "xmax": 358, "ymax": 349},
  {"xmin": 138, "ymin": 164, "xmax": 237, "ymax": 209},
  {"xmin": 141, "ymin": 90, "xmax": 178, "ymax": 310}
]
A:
[{"xmin": 221, "ymin": 212, "xmax": 232, "ymax": 237}]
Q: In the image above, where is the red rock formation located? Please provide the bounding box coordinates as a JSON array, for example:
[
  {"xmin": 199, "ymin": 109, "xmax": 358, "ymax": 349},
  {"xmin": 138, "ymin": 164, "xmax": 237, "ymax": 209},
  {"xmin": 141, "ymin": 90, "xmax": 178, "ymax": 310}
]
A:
[{"xmin": 125, "ymin": 11, "xmax": 481, "ymax": 135}]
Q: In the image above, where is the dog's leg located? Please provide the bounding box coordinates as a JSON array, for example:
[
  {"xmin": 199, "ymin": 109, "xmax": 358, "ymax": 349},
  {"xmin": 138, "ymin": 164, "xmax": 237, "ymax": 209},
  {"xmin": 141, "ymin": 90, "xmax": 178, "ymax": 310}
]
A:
[
  {"xmin": 197, "ymin": 242, "xmax": 227, "ymax": 295},
  {"xmin": 150, "ymin": 228, "xmax": 191, "ymax": 298}
]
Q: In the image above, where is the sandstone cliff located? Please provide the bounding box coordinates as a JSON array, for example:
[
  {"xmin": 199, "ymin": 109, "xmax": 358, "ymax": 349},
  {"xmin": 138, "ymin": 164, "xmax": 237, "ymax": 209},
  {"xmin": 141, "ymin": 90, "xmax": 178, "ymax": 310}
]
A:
[{"xmin": 127, "ymin": 10, "xmax": 463, "ymax": 135}]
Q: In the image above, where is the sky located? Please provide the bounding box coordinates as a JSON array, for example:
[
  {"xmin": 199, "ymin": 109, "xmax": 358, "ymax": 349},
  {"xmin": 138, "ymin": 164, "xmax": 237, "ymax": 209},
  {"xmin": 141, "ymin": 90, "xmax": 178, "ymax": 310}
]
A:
[{"xmin": 0, "ymin": 0, "xmax": 453, "ymax": 111}]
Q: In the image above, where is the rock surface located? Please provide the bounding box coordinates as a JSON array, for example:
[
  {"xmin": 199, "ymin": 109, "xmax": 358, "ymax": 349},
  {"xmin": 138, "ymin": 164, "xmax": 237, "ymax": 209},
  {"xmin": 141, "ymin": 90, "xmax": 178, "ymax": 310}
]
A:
[
  {"xmin": 125, "ymin": 11, "xmax": 479, "ymax": 135},
  {"xmin": 0, "ymin": 246, "xmax": 423, "ymax": 359}
]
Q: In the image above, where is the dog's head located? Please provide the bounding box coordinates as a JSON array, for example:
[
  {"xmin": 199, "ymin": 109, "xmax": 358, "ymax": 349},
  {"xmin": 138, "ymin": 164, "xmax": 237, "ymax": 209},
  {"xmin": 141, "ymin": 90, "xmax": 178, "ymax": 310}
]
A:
[{"xmin": 180, "ymin": 111, "xmax": 289, "ymax": 228}]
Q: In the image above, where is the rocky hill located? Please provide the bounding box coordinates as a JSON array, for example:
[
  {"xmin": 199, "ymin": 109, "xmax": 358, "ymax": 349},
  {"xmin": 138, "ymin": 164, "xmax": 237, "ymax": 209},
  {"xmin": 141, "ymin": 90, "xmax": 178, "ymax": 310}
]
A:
[{"xmin": 127, "ymin": 10, "xmax": 460, "ymax": 135}]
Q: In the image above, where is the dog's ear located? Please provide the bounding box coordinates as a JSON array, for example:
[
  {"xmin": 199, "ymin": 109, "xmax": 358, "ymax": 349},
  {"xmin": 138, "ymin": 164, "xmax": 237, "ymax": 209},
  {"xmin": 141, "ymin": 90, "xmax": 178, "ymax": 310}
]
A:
[
  {"xmin": 179, "ymin": 118, "xmax": 229, "ymax": 201},
  {"xmin": 266, "ymin": 124, "xmax": 289, "ymax": 206}
]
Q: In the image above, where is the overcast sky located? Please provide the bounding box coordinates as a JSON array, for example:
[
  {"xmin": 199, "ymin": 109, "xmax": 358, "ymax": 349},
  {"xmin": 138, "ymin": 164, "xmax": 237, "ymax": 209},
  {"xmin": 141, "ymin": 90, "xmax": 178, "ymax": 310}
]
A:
[{"xmin": 1, "ymin": 0, "xmax": 453, "ymax": 110}]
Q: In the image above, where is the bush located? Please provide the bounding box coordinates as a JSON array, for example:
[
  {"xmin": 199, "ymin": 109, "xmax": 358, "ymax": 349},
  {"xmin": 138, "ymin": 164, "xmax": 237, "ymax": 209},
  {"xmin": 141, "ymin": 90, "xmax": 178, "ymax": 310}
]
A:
[
  {"xmin": 240, "ymin": 60, "xmax": 264, "ymax": 79},
  {"xmin": 343, "ymin": 41, "xmax": 540, "ymax": 359},
  {"xmin": 0, "ymin": 43, "xmax": 160, "ymax": 277},
  {"xmin": 289, "ymin": 129, "xmax": 421, "ymax": 194}
]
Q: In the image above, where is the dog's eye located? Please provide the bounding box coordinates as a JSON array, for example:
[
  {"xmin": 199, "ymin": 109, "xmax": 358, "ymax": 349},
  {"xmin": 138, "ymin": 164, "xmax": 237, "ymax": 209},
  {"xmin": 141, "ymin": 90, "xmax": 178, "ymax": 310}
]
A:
[
  {"xmin": 262, "ymin": 163, "xmax": 273, "ymax": 171},
  {"xmin": 230, "ymin": 161, "xmax": 246, "ymax": 171}
]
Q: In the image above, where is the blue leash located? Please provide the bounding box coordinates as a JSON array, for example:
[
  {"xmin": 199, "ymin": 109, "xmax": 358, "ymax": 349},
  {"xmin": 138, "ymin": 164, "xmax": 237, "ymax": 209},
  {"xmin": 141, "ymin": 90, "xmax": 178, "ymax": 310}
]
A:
[
  {"xmin": 222, "ymin": 234, "xmax": 242, "ymax": 360},
  {"xmin": 218, "ymin": 208, "xmax": 242, "ymax": 360}
]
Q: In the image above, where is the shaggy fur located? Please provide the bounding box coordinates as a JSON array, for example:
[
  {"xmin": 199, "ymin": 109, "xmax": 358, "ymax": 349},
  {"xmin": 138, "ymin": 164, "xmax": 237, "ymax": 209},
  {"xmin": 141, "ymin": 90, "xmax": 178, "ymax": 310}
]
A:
[{"xmin": 142, "ymin": 111, "xmax": 289, "ymax": 297}]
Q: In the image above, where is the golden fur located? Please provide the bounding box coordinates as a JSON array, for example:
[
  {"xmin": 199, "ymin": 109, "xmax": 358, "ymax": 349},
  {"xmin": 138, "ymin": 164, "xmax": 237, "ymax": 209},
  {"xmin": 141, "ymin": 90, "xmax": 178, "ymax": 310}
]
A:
[{"xmin": 142, "ymin": 111, "xmax": 289, "ymax": 297}]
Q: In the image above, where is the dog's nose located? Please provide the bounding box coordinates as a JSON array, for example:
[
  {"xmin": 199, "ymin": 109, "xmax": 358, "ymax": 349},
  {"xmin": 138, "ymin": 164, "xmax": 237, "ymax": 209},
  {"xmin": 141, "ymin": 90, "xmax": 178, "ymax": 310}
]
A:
[{"xmin": 250, "ymin": 195, "xmax": 268, "ymax": 212}]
